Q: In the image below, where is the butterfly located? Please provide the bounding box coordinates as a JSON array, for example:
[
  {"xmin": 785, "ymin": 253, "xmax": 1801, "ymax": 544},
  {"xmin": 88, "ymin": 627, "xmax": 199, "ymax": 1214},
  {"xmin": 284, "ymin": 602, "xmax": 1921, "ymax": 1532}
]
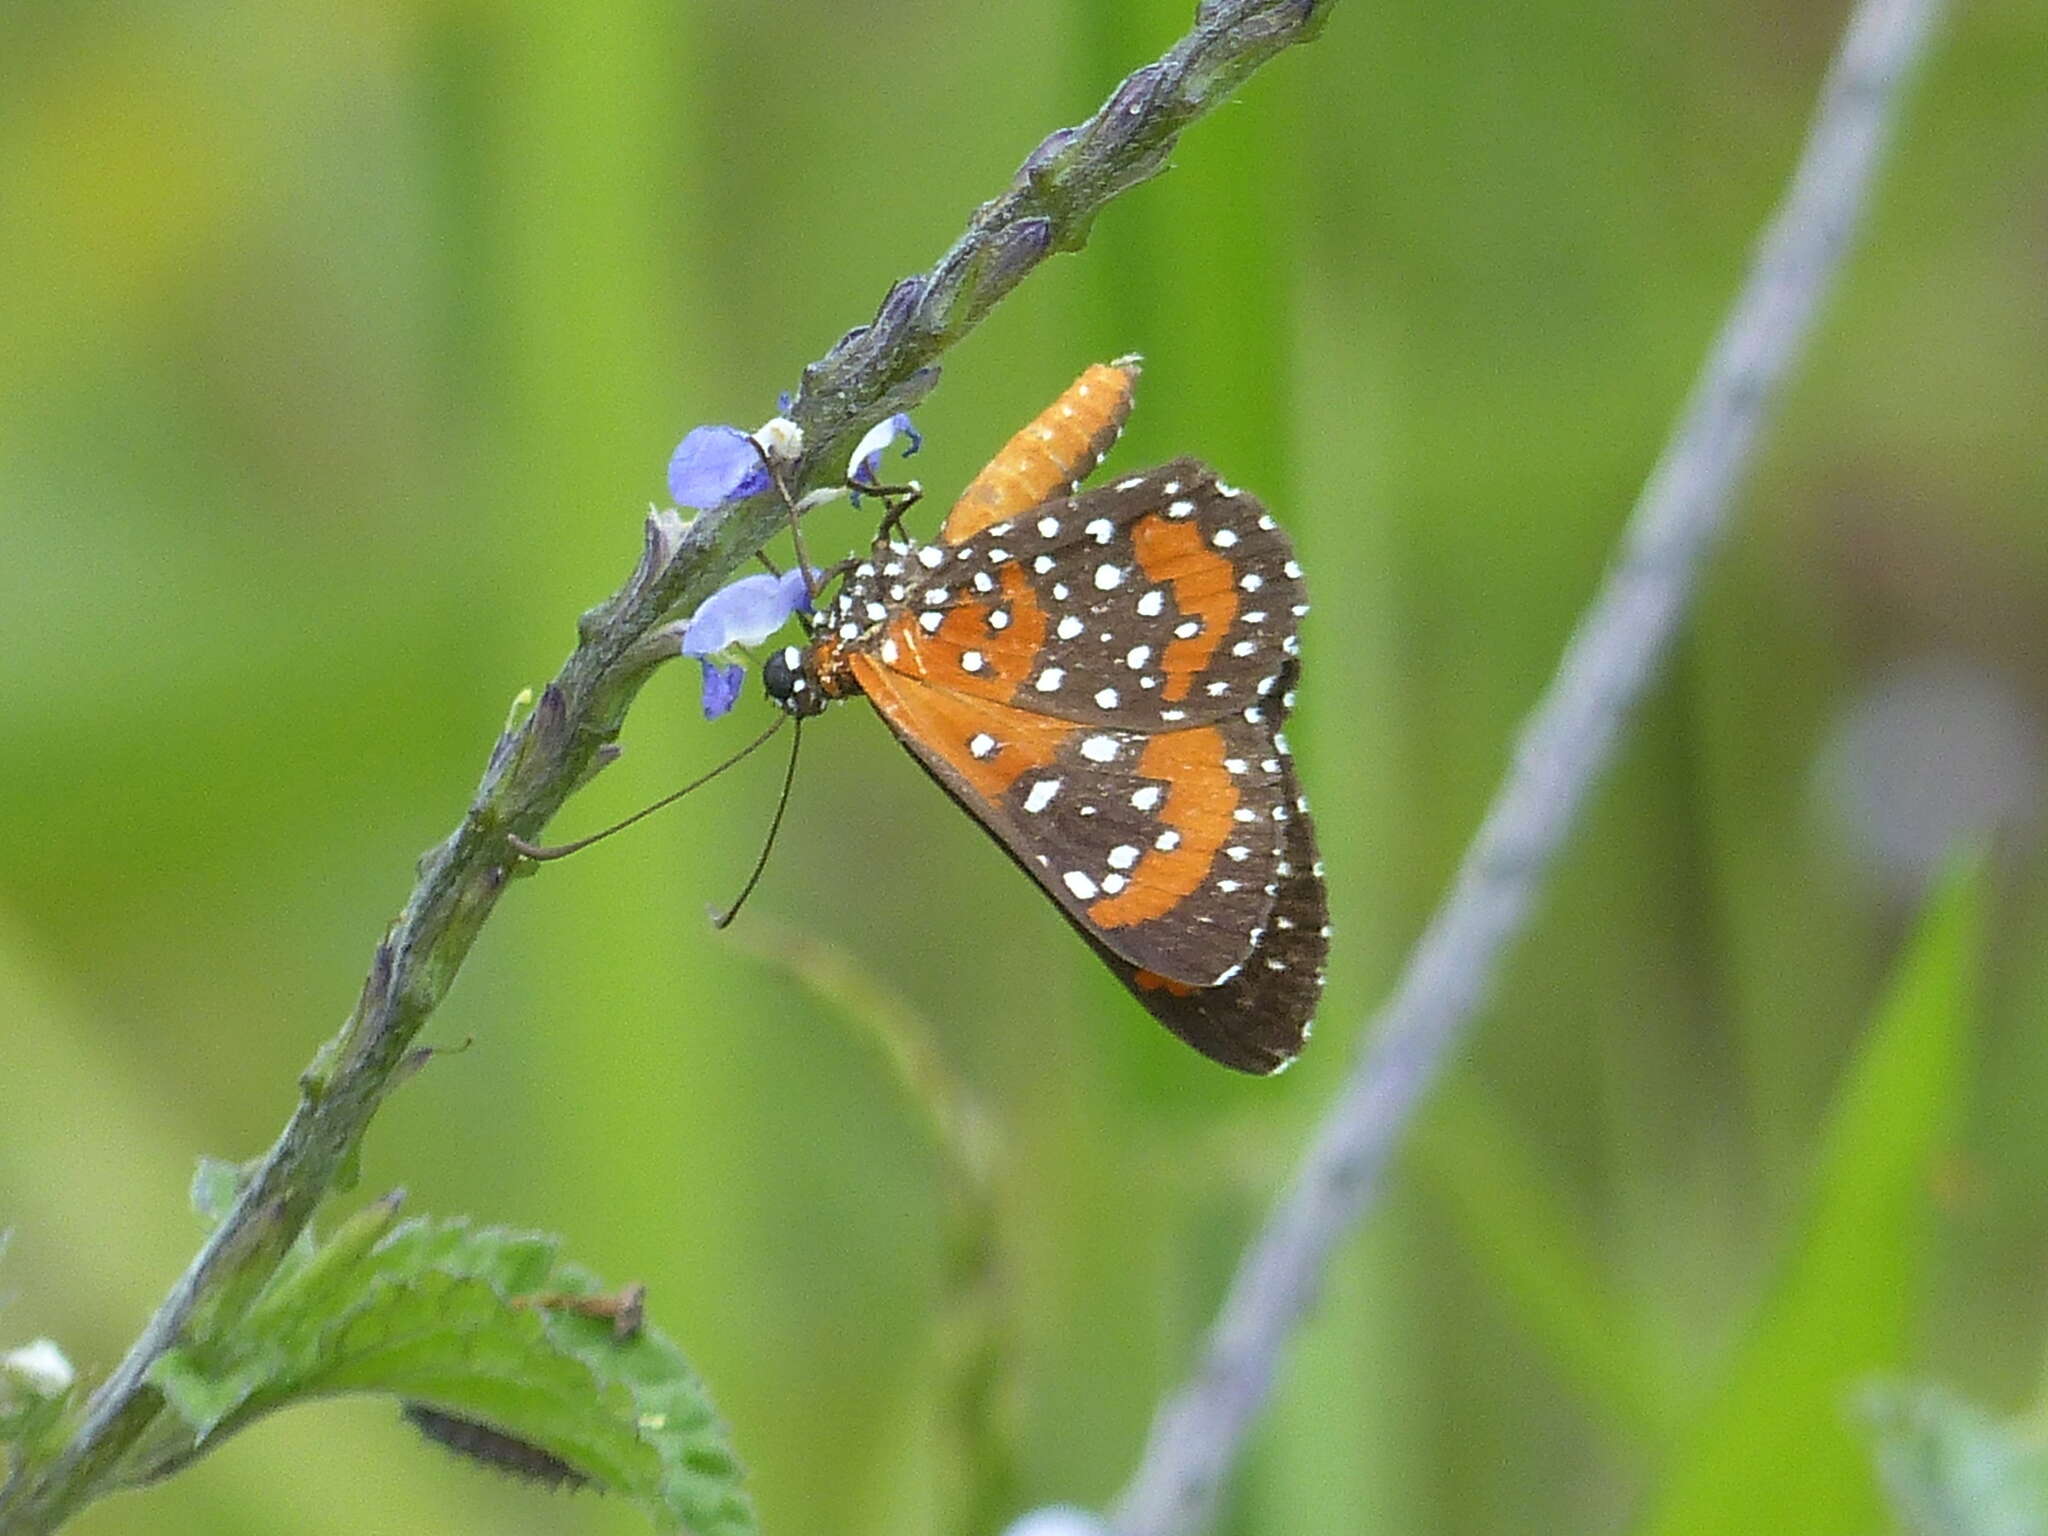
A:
[{"xmin": 762, "ymin": 360, "xmax": 1328, "ymax": 1074}]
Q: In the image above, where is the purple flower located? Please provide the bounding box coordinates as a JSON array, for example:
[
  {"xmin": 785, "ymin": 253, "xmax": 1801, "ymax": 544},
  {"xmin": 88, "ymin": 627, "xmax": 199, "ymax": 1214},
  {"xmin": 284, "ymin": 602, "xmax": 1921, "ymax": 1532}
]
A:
[
  {"xmin": 667, "ymin": 414, "xmax": 807, "ymax": 511},
  {"xmin": 668, "ymin": 426, "xmax": 770, "ymax": 510},
  {"xmin": 679, "ymin": 568, "xmax": 816, "ymax": 719},
  {"xmin": 696, "ymin": 659, "xmax": 746, "ymax": 720},
  {"xmin": 847, "ymin": 411, "xmax": 921, "ymax": 490}
]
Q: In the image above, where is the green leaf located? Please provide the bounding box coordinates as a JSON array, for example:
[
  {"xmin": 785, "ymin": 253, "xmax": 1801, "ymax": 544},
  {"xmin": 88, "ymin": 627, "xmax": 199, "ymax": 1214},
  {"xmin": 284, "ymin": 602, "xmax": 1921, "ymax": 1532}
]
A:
[
  {"xmin": 144, "ymin": 1212, "xmax": 752, "ymax": 1535},
  {"xmin": 1638, "ymin": 859, "xmax": 1980, "ymax": 1536},
  {"xmin": 1861, "ymin": 1380, "xmax": 2048, "ymax": 1536},
  {"xmin": 152, "ymin": 1190, "xmax": 410, "ymax": 1436}
]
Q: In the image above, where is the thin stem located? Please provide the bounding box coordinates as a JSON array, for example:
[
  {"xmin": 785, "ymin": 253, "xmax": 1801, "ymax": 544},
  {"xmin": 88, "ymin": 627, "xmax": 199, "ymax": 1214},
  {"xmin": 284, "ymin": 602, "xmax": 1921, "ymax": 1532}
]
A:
[
  {"xmin": 0, "ymin": 5, "xmax": 1336, "ymax": 1531},
  {"xmin": 1107, "ymin": 0, "xmax": 1948, "ymax": 1531}
]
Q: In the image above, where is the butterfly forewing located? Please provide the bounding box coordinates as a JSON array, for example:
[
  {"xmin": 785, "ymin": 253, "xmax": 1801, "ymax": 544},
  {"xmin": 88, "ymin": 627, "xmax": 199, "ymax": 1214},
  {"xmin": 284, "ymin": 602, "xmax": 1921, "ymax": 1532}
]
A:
[{"xmin": 847, "ymin": 653, "xmax": 1296, "ymax": 987}]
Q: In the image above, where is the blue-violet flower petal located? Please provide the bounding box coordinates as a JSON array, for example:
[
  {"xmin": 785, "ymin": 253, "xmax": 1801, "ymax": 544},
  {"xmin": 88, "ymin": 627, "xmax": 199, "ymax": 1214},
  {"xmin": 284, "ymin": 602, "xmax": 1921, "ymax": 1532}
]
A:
[
  {"xmin": 847, "ymin": 411, "xmax": 922, "ymax": 487},
  {"xmin": 680, "ymin": 569, "xmax": 815, "ymax": 658},
  {"xmin": 669, "ymin": 425, "xmax": 770, "ymax": 510},
  {"xmin": 697, "ymin": 658, "xmax": 746, "ymax": 720}
]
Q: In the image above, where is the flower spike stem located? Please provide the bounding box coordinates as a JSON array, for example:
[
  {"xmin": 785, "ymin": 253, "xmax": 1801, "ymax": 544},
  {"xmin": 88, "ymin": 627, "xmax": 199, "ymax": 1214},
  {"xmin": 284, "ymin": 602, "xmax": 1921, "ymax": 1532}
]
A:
[
  {"xmin": 1103, "ymin": 0, "xmax": 1948, "ymax": 1532},
  {"xmin": 0, "ymin": 5, "xmax": 1333, "ymax": 1532}
]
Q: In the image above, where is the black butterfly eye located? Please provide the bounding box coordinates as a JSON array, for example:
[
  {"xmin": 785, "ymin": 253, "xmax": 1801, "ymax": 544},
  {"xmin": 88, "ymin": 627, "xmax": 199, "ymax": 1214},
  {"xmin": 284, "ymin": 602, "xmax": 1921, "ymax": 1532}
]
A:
[{"xmin": 761, "ymin": 645, "xmax": 825, "ymax": 718}]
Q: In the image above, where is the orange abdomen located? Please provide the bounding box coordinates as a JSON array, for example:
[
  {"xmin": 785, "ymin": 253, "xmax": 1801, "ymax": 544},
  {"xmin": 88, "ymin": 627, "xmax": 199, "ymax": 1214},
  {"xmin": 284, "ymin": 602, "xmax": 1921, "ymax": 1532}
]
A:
[{"xmin": 939, "ymin": 357, "xmax": 1141, "ymax": 543}]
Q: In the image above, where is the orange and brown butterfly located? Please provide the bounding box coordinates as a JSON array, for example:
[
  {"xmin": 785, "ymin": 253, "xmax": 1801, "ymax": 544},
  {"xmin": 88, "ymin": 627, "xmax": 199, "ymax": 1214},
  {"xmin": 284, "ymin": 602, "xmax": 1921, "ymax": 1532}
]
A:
[{"xmin": 762, "ymin": 359, "xmax": 1328, "ymax": 1074}]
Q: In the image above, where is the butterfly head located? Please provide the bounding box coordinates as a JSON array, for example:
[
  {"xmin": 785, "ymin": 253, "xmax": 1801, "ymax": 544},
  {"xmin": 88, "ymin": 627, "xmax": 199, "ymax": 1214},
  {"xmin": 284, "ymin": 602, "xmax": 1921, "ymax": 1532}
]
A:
[{"xmin": 762, "ymin": 642, "xmax": 829, "ymax": 719}]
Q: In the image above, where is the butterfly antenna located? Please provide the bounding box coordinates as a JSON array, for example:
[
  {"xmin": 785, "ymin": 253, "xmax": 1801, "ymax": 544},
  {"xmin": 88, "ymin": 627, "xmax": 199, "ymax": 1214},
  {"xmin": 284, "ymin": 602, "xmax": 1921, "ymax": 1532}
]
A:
[
  {"xmin": 709, "ymin": 716, "xmax": 802, "ymax": 929},
  {"xmin": 508, "ymin": 714, "xmax": 788, "ymax": 862}
]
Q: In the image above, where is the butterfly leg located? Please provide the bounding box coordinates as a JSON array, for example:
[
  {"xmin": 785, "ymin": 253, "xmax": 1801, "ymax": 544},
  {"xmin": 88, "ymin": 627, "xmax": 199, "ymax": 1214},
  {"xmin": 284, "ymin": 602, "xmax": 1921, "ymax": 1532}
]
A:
[
  {"xmin": 740, "ymin": 433, "xmax": 828, "ymax": 602},
  {"xmin": 851, "ymin": 478, "xmax": 926, "ymax": 547}
]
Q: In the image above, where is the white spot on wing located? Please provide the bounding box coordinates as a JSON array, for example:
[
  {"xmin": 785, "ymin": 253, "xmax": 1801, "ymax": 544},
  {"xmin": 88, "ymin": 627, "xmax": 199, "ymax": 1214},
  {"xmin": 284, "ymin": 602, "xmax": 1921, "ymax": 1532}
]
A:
[
  {"xmin": 1024, "ymin": 778, "xmax": 1061, "ymax": 813},
  {"xmin": 1063, "ymin": 869, "xmax": 1099, "ymax": 900},
  {"xmin": 1080, "ymin": 735, "xmax": 1119, "ymax": 763},
  {"xmin": 1094, "ymin": 563, "xmax": 1124, "ymax": 591}
]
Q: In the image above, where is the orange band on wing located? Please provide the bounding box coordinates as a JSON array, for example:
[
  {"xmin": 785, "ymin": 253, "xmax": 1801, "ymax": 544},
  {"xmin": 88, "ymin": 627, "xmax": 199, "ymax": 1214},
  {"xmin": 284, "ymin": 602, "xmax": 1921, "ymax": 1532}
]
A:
[
  {"xmin": 1086, "ymin": 726, "xmax": 1236, "ymax": 929},
  {"xmin": 1130, "ymin": 513, "xmax": 1238, "ymax": 703},
  {"xmin": 941, "ymin": 359, "xmax": 1140, "ymax": 543},
  {"xmin": 848, "ymin": 652, "xmax": 1070, "ymax": 802},
  {"xmin": 882, "ymin": 562, "xmax": 1051, "ymax": 702}
]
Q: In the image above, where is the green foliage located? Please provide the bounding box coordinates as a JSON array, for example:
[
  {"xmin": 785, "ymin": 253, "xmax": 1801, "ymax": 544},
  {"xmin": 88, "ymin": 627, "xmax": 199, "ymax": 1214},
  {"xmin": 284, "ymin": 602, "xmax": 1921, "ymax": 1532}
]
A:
[
  {"xmin": 1862, "ymin": 1381, "xmax": 2048, "ymax": 1536},
  {"xmin": 1640, "ymin": 862, "xmax": 1979, "ymax": 1536},
  {"xmin": 1, "ymin": 1352, "xmax": 77, "ymax": 1476},
  {"xmin": 143, "ymin": 1207, "xmax": 751, "ymax": 1536}
]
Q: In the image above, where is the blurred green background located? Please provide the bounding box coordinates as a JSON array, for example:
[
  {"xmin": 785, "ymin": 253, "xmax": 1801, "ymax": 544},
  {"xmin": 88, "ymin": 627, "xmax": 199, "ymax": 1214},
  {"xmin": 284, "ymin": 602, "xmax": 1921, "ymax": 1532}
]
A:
[{"xmin": 4, "ymin": 0, "xmax": 2047, "ymax": 1532}]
